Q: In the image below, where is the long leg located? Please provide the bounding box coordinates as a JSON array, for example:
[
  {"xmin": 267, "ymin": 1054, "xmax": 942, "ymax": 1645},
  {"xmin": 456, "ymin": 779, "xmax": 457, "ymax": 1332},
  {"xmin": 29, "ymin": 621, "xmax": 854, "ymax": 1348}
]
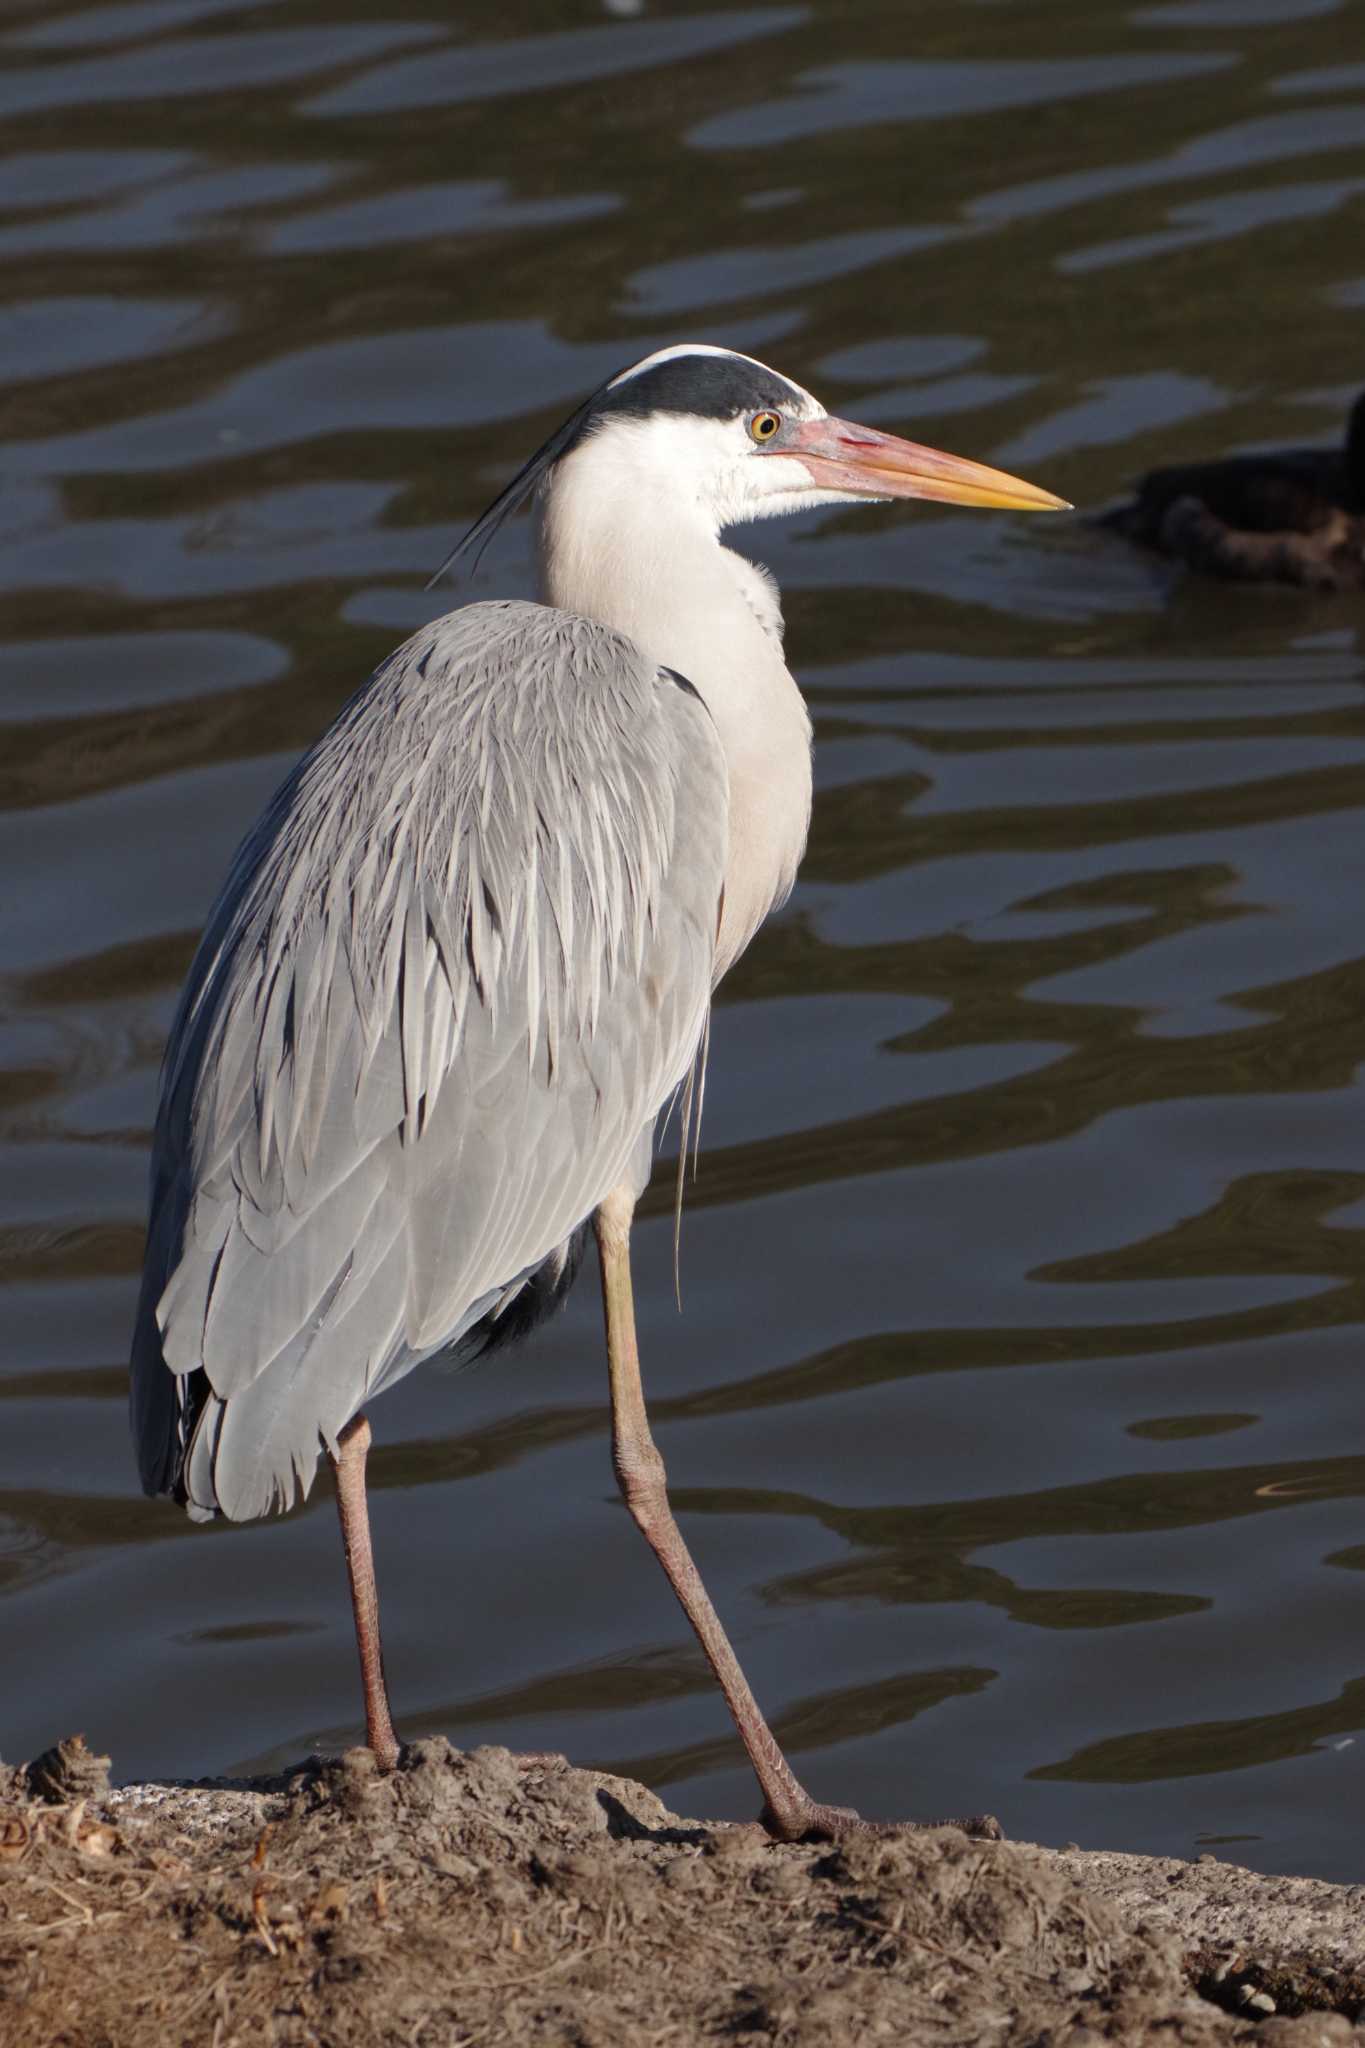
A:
[
  {"xmin": 330, "ymin": 1412, "xmax": 401, "ymax": 1771},
  {"xmin": 594, "ymin": 1187, "xmax": 997, "ymax": 1843}
]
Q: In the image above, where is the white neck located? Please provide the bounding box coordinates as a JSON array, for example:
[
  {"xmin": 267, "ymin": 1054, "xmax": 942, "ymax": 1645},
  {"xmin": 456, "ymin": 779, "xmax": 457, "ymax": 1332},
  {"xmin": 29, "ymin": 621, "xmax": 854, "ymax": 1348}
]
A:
[{"xmin": 534, "ymin": 436, "xmax": 813, "ymax": 977}]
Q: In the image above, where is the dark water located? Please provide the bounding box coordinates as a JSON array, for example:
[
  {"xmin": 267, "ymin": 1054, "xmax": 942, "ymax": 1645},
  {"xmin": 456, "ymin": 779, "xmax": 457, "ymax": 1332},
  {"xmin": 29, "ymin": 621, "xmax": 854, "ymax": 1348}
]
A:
[{"xmin": 3, "ymin": 0, "xmax": 1365, "ymax": 1883}]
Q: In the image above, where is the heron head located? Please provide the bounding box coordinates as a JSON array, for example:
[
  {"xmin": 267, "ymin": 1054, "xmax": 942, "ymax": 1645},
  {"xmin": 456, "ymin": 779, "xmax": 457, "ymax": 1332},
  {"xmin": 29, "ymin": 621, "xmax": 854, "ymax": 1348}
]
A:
[
  {"xmin": 432, "ymin": 342, "xmax": 1065, "ymax": 587},
  {"xmin": 570, "ymin": 344, "xmax": 1069, "ymax": 529}
]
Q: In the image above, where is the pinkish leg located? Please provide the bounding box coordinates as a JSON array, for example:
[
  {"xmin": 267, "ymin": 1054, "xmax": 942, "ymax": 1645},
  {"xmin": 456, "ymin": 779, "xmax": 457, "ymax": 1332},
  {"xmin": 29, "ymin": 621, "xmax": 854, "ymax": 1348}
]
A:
[
  {"xmin": 330, "ymin": 1412, "xmax": 401, "ymax": 1772},
  {"xmin": 593, "ymin": 1187, "xmax": 999, "ymax": 1845}
]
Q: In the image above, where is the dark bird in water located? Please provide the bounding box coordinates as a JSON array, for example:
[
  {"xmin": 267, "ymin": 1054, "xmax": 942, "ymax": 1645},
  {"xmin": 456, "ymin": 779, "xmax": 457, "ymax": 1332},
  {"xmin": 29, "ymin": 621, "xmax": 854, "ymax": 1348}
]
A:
[{"xmin": 1099, "ymin": 390, "xmax": 1365, "ymax": 590}]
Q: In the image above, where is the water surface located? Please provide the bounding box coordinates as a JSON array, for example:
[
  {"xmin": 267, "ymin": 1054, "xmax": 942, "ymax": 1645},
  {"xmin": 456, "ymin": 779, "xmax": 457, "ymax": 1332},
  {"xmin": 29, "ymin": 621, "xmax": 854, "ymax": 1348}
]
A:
[{"xmin": 3, "ymin": 0, "xmax": 1365, "ymax": 1884}]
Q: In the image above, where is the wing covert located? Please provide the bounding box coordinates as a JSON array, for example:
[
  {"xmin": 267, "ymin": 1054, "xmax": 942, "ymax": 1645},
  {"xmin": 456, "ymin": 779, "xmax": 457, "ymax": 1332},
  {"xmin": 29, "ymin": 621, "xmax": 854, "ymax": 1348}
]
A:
[{"xmin": 130, "ymin": 602, "xmax": 727, "ymax": 1520}]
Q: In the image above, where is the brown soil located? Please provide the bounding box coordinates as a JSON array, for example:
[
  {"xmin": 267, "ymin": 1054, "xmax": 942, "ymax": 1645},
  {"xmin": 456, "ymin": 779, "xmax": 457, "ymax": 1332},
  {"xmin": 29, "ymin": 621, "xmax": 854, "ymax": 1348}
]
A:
[{"xmin": 2, "ymin": 1736, "xmax": 1361, "ymax": 2046}]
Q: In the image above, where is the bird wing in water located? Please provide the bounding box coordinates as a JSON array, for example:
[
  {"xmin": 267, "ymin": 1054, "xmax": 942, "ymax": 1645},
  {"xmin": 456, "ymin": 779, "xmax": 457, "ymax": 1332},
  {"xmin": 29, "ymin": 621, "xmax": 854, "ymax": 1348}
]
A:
[{"xmin": 130, "ymin": 600, "xmax": 728, "ymax": 1522}]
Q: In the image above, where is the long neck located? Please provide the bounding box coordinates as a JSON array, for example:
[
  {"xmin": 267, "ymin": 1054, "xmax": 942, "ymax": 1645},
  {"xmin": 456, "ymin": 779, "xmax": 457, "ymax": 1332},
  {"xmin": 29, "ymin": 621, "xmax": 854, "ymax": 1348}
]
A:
[{"xmin": 534, "ymin": 456, "xmax": 813, "ymax": 977}]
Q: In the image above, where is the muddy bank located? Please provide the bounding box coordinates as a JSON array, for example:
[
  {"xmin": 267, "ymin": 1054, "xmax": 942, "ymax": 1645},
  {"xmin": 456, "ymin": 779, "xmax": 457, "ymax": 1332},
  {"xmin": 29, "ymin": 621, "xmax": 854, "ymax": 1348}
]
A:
[{"xmin": 2, "ymin": 1737, "xmax": 1362, "ymax": 2046}]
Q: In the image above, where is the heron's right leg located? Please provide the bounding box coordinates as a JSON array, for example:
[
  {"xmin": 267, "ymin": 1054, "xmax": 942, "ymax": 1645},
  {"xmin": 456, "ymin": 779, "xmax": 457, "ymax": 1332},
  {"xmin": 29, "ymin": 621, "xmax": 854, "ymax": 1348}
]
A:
[
  {"xmin": 330, "ymin": 1412, "xmax": 401, "ymax": 1771},
  {"xmin": 594, "ymin": 1187, "xmax": 997, "ymax": 1844}
]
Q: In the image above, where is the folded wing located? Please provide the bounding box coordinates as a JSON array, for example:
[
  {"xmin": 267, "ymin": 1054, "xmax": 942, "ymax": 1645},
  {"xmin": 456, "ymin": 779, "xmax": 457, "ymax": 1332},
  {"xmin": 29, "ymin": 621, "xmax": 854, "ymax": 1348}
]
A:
[{"xmin": 130, "ymin": 600, "xmax": 728, "ymax": 1521}]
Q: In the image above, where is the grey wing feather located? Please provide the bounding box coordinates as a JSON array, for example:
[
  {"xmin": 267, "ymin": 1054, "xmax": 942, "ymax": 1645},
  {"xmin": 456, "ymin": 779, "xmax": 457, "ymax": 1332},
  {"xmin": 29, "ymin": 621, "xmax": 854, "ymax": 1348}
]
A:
[{"xmin": 130, "ymin": 600, "xmax": 727, "ymax": 1522}]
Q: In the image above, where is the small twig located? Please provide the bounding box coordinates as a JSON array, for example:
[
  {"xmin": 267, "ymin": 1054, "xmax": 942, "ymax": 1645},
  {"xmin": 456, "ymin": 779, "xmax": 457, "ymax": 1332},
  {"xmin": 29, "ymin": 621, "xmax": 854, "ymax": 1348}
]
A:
[
  {"xmin": 176, "ymin": 1965, "xmax": 235, "ymax": 2029},
  {"xmin": 25, "ymin": 1878, "xmax": 94, "ymax": 1925},
  {"xmin": 454, "ymin": 1941, "xmax": 607, "ymax": 1993}
]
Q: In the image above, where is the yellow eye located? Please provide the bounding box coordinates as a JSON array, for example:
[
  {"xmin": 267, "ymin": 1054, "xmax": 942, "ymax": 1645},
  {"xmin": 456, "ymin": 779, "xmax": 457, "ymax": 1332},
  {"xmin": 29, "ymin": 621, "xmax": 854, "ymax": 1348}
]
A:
[{"xmin": 748, "ymin": 410, "xmax": 782, "ymax": 443}]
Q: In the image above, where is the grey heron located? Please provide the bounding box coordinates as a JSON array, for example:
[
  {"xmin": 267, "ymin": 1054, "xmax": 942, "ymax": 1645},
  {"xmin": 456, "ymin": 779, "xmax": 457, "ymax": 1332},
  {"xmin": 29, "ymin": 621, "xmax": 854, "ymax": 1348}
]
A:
[{"xmin": 131, "ymin": 343, "xmax": 1065, "ymax": 1840}]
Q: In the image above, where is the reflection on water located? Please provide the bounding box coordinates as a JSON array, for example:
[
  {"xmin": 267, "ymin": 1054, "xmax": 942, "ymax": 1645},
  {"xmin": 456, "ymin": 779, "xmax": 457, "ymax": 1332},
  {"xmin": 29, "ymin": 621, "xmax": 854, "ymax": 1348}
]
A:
[{"xmin": 2, "ymin": 0, "xmax": 1365, "ymax": 1883}]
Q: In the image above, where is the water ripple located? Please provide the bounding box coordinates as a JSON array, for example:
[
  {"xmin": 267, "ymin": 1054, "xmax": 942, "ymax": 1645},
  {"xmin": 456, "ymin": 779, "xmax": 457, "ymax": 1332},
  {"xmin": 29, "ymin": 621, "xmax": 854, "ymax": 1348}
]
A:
[{"xmin": 4, "ymin": 0, "xmax": 1365, "ymax": 1884}]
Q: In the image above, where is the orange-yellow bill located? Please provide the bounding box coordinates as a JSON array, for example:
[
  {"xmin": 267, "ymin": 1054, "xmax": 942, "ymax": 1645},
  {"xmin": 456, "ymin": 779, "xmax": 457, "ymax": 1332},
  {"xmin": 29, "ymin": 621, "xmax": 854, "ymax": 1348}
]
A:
[{"xmin": 778, "ymin": 416, "xmax": 1070, "ymax": 512}]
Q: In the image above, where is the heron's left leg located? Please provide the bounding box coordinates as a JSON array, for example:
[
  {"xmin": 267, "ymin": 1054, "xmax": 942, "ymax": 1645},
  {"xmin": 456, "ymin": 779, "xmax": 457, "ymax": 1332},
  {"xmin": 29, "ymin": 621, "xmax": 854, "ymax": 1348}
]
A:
[
  {"xmin": 594, "ymin": 1187, "xmax": 997, "ymax": 1844},
  {"xmin": 330, "ymin": 1413, "xmax": 401, "ymax": 1771}
]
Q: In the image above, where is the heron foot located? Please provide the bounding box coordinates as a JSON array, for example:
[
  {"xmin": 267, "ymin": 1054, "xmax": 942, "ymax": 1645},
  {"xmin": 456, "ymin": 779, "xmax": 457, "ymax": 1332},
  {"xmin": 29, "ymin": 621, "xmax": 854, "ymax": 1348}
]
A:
[
  {"xmin": 759, "ymin": 1797, "xmax": 1003, "ymax": 1845},
  {"xmin": 368, "ymin": 1732, "xmax": 402, "ymax": 1773},
  {"xmin": 369, "ymin": 1742, "xmax": 567, "ymax": 1774}
]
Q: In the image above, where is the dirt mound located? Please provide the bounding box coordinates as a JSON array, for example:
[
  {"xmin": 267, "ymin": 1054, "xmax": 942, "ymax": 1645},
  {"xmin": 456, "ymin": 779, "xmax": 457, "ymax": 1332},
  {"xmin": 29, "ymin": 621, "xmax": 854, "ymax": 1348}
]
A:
[{"xmin": 1, "ymin": 1737, "xmax": 1359, "ymax": 2045}]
